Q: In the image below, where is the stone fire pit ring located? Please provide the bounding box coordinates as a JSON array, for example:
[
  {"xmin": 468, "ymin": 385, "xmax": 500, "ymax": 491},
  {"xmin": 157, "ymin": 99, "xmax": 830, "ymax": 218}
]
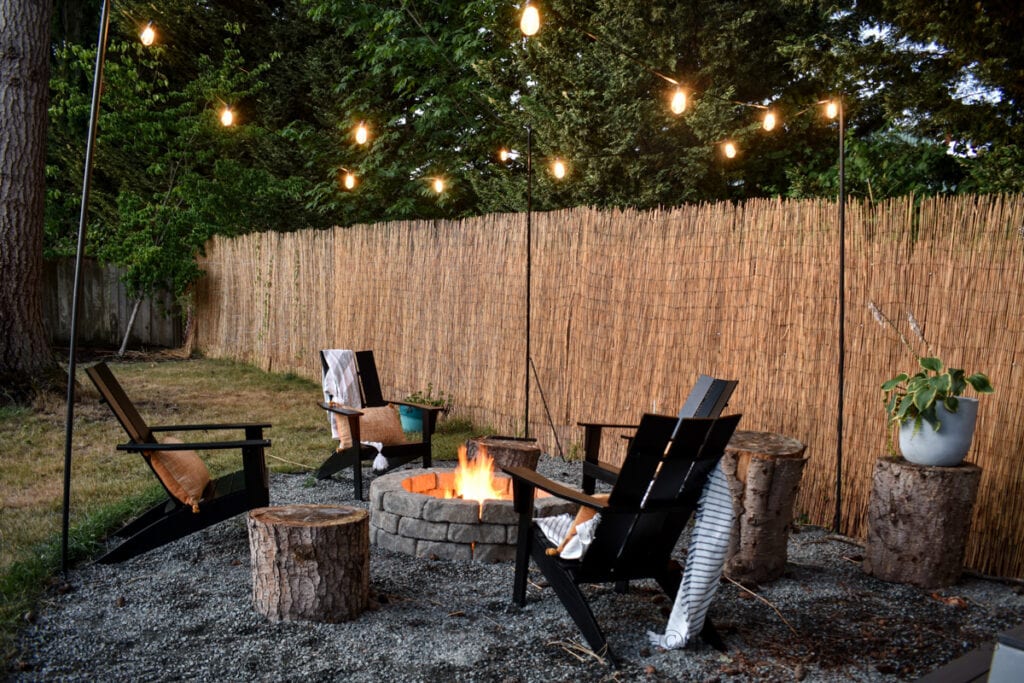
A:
[{"xmin": 369, "ymin": 467, "xmax": 577, "ymax": 562}]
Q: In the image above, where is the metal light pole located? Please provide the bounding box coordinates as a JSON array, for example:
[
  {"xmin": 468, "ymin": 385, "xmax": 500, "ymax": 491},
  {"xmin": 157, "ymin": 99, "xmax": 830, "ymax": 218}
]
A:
[
  {"xmin": 61, "ymin": 0, "xmax": 113, "ymax": 572},
  {"xmin": 524, "ymin": 125, "xmax": 533, "ymax": 439},
  {"xmin": 834, "ymin": 95, "xmax": 846, "ymax": 533}
]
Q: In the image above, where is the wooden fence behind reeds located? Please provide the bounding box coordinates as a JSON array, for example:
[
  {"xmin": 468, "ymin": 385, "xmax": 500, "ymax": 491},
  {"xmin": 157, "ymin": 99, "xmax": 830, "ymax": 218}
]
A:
[{"xmin": 194, "ymin": 195, "xmax": 1024, "ymax": 579}]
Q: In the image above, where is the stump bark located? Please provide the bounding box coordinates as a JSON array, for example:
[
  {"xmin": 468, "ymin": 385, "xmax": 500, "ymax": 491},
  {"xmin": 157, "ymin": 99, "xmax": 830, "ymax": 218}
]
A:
[
  {"xmin": 248, "ymin": 504, "xmax": 369, "ymax": 622},
  {"xmin": 466, "ymin": 436, "xmax": 541, "ymax": 471},
  {"xmin": 863, "ymin": 458, "xmax": 981, "ymax": 588},
  {"xmin": 721, "ymin": 430, "xmax": 808, "ymax": 584}
]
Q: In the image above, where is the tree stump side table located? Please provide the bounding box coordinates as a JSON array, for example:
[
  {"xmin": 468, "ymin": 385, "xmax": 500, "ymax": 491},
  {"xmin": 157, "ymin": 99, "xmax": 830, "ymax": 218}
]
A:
[
  {"xmin": 466, "ymin": 436, "xmax": 541, "ymax": 471},
  {"xmin": 863, "ymin": 457, "xmax": 982, "ymax": 588},
  {"xmin": 247, "ymin": 504, "xmax": 369, "ymax": 623},
  {"xmin": 721, "ymin": 430, "xmax": 808, "ymax": 584}
]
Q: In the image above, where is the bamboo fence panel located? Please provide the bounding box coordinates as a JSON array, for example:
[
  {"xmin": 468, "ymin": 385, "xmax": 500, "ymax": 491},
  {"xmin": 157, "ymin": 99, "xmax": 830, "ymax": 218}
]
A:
[{"xmin": 194, "ymin": 195, "xmax": 1024, "ymax": 578}]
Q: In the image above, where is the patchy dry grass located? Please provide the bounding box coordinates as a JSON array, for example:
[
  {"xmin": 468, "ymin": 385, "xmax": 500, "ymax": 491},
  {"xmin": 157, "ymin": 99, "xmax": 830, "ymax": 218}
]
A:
[{"xmin": 0, "ymin": 357, "xmax": 481, "ymax": 661}]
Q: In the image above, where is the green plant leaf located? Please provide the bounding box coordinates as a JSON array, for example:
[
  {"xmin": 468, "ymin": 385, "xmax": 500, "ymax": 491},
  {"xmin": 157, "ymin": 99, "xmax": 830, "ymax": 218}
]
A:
[
  {"xmin": 967, "ymin": 373, "xmax": 994, "ymax": 393},
  {"xmin": 919, "ymin": 357, "xmax": 943, "ymax": 373}
]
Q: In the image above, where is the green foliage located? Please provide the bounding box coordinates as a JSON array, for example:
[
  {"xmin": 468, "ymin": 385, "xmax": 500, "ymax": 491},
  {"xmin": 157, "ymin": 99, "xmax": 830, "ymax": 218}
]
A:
[
  {"xmin": 882, "ymin": 357, "xmax": 994, "ymax": 434},
  {"xmin": 404, "ymin": 383, "xmax": 454, "ymax": 411}
]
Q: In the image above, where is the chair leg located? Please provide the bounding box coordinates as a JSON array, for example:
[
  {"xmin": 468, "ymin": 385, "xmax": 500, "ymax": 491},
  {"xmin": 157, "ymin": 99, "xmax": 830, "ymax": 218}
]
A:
[
  {"xmin": 353, "ymin": 458, "xmax": 364, "ymax": 501},
  {"xmin": 531, "ymin": 529, "xmax": 612, "ymax": 661},
  {"xmin": 700, "ymin": 617, "xmax": 727, "ymax": 652},
  {"xmin": 113, "ymin": 498, "xmax": 178, "ymax": 538}
]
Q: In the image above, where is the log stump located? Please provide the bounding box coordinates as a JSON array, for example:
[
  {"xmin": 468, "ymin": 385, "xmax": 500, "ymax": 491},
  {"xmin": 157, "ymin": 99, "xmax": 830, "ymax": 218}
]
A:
[
  {"xmin": 466, "ymin": 436, "xmax": 540, "ymax": 471},
  {"xmin": 721, "ymin": 430, "xmax": 808, "ymax": 584},
  {"xmin": 247, "ymin": 504, "xmax": 369, "ymax": 623},
  {"xmin": 863, "ymin": 457, "xmax": 981, "ymax": 588}
]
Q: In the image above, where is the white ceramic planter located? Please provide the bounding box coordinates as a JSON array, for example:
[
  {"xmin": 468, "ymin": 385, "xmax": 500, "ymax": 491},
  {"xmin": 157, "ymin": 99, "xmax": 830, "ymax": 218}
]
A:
[{"xmin": 898, "ymin": 397, "xmax": 979, "ymax": 467}]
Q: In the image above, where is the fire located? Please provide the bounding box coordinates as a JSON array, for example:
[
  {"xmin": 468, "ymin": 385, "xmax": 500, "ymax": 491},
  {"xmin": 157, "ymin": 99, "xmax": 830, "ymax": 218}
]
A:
[{"xmin": 450, "ymin": 445, "xmax": 505, "ymax": 504}]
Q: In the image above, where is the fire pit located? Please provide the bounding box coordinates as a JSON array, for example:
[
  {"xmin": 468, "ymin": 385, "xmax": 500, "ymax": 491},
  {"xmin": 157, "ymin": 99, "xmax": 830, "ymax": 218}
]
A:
[{"xmin": 368, "ymin": 451, "xmax": 575, "ymax": 562}]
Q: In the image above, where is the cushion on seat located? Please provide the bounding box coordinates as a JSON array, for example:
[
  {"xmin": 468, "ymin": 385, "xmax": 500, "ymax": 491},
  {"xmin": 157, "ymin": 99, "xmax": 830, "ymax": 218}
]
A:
[
  {"xmin": 145, "ymin": 437, "xmax": 211, "ymax": 513},
  {"xmin": 333, "ymin": 405, "xmax": 407, "ymax": 448}
]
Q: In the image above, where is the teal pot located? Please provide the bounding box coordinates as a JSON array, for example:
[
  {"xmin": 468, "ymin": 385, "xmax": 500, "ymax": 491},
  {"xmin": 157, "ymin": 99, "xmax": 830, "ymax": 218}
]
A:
[
  {"xmin": 399, "ymin": 405, "xmax": 423, "ymax": 433},
  {"xmin": 899, "ymin": 398, "xmax": 979, "ymax": 467}
]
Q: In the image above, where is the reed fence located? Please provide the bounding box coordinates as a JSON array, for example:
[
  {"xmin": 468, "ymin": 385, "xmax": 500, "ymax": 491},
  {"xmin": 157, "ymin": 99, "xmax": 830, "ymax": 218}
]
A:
[{"xmin": 194, "ymin": 195, "xmax": 1024, "ymax": 578}]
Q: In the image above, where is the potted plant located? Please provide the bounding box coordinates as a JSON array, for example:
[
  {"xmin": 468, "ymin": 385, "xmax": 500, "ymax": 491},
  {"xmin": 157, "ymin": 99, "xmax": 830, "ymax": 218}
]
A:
[
  {"xmin": 399, "ymin": 383, "xmax": 452, "ymax": 432},
  {"xmin": 873, "ymin": 303, "xmax": 994, "ymax": 466}
]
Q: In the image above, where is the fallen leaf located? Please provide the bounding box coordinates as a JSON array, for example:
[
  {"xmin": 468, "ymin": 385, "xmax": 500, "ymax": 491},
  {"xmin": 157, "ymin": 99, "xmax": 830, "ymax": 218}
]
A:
[{"xmin": 930, "ymin": 592, "xmax": 968, "ymax": 608}]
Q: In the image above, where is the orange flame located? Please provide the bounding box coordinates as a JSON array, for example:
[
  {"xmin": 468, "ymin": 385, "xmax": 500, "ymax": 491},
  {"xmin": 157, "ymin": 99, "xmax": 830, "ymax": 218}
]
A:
[{"xmin": 452, "ymin": 445, "xmax": 505, "ymax": 504}]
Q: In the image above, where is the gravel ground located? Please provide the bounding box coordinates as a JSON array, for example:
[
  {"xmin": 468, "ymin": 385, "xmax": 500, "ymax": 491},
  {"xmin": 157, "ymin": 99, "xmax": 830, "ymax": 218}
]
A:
[{"xmin": 10, "ymin": 456, "xmax": 1024, "ymax": 682}]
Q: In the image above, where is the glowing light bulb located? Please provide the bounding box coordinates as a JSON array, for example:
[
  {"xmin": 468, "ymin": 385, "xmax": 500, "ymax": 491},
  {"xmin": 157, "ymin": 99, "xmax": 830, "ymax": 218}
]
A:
[
  {"xmin": 354, "ymin": 122, "xmax": 369, "ymax": 145},
  {"xmin": 763, "ymin": 111, "xmax": 776, "ymax": 131},
  {"xmin": 826, "ymin": 101, "xmax": 839, "ymax": 119},
  {"xmin": 723, "ymin": 142, "xmax": 737, "ymax": 159},
  {"xmin": 433, "ymin": 178, "xmax": 445, "ymax": 193},
  {"xmin": 220, "ymin": 107, "xmax": 234, "ymax": 127},
  {"xmin": 140, "ymin": 23, "xmax": 156, "ymax": 47},
  {"xmin": 499, "ymin": 148, "xmax": 510, "ymax": 162},
  {"xmin": 520, "ymin": 4, "xmax": 540, "ymax": 36},
  {"xmin": 551, "ymin": 159, "xmax": 566, "ymax": 179},
  {"xmin": 670, "ymin": 89, "xmax": 687, "ymax": 115},
  {"xmin": 343, "ymin": 172, "xmax": 356, "ymax": 190}
]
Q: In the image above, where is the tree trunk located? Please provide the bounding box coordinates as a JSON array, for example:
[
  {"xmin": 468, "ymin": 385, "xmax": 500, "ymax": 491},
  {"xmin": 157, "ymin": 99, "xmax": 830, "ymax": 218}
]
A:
[
  {"xmin": 247, "ymin": 505, "xmax": 370, "ymax": 623},
  {"xmin": 721, "ymin": 430, "xmax": 808, "ymax": 584},
  {"xmin": 863, "ymin": 457, "xmax": 982, "ymax": 588},
  {"xmin": 117, "ymin": 297, "xmax": 143, "ymax": 357},
  {"xmin": 0, "ymin": 0, "xmax": 61, "ymax": 403}
]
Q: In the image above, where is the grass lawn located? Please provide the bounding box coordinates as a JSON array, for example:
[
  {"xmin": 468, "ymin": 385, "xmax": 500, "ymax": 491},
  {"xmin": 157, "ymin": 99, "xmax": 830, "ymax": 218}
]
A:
[{"xmin": 0, "ymin": 356, "xmax": 483, "ymax": 661}]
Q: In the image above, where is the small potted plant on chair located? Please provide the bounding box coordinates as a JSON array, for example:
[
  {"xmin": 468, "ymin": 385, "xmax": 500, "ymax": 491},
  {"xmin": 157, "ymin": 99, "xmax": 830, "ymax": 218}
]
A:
[
  {"xmin": 875, "ymin": 304, "xmax": 994, "ymax": 466},
  {"xmin": 400, "ymin": 383, "xmax": 452, "ymax": 433}
]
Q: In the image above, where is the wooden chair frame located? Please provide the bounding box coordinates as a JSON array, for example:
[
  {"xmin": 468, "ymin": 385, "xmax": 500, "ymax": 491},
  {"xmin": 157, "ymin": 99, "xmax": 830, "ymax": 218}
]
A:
[
  {"xmin": 317, "ymin": 350, "xmax": 445, "ymax": 500},
  {"xmin": 506, "ymin": 412, "xmax": 742, "ymax": 665},
  {"xmin": 85, "ymin": 362, "xmax": 270, "ymax": 563}
]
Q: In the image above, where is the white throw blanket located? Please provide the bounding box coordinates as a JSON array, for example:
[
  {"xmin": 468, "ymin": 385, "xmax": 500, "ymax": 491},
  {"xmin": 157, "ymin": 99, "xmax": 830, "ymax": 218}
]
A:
[
  {"xmin": 320, "ymin": 349, "xmax": 388, "ymax": 472},
  {"xmin": 648, "ymin": 461, "xmax": 734, "ymax": 649}
]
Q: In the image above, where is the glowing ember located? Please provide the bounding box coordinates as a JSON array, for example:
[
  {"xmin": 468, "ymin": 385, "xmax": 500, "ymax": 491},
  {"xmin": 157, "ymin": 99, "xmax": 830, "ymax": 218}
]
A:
[{"xmin": 449, "ymin": 445, "xmax": 506, "ymax": 504}]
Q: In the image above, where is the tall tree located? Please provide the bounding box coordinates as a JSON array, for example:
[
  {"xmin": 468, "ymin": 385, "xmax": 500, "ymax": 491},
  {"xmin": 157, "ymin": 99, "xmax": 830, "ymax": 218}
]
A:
[{"xmin": 1, "ymin": 0, "xmax": 62, "ymax": 404}]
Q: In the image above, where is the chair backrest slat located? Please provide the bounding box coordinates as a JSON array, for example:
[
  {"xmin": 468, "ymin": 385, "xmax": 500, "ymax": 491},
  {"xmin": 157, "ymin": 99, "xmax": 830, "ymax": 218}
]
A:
[
  {"xmin": 355, "ymin": 350, "xmax": 386, "ymax": 407},
  {"xmin": 85, "ymin": 362, "xmax": 154, "ymax": 444},
  {"xmin": 606, "ymin": 414, "xmax": 678, "ymax": 508},
  {"xmin": 673, "ymin": 375, "xmax": 738, "ymax": 438}
]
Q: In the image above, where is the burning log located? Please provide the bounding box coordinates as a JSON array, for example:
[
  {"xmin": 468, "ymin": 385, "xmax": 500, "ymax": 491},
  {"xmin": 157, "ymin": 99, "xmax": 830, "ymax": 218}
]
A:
[{"xmin": 247, "ymin": 505, "xmax": 369, "ymax": 622}]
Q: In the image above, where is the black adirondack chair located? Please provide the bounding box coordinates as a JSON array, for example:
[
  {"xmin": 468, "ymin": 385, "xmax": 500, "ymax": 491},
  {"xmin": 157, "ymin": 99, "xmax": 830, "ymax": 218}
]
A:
[
  {"xmin": 317, "ymin": 350, "xmax": 445, "ymax": 499},
  {"xmin": 85, "ymin": 362, "xmax": 270, "ymax": 564},
  {"xmin": 506, "ymin": 412, "xmax": 742, "ymax": 664},
  {"xmin": 580, "ymin": 374, "xmax": 738, "ymax": 494}
]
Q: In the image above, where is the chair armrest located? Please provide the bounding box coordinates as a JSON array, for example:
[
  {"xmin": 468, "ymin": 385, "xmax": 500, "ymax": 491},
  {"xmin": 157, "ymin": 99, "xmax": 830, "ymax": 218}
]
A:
[
  {"xmin": 503, "ymin": 466, "xmax": 609, "ymax": 511},
  {"xmin": 386, "ymin": 399, "xmax": 447, "ymax": 414},
  {"xmin": 149, "ymin": 423, "xmax": 272, "ymax": 432},
  {"xmin": 318, "ymin": 402, "xmax": 363, "ymax": 416},
  {"xmin": 576, "ymin": 421, "xmax": 639, "ymax": 430},
  {"xmin": 117, "ymin": 438, "xmax": 271, "ymax": 453}
]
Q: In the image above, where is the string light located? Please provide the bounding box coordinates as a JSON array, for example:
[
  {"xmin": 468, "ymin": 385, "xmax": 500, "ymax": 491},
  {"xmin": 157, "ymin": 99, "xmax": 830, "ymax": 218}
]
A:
[
  {"xmin": 670, "ymin": 89, "xmax": 687, "ymax": 115},
  {"xmin": 499, "ymin": 148, "xmax": 510, "ymax": 162},
  {"xmin": 140, "ymin": 22, "xmax": 156, "ymax": 47},
  {"xmin": 826, "ymin": 100, "xmax": 839, "ymax": 120},
  {"xmin": 722, "ymin": 141, "xmax": 737, "ymax": 159},
  {"xmin": 763, "ymin": 111, "xmax": 777, "ymax": 131},
  {"xmin": 520, "ymin": 2, "xmax": 540, "ymax": 36},
  {"xmin": 219, "ymin": 107, "xmax": 234, "ymax": 127},
  {"xmin": 341, "ymin": 171, "xmax": 356, "ymax": 190},
  {"xmin": 551, "ymin": 159, "xmax": 566, "ymax": 179},
  {"xmin": 354, "ymin": 122, "xmax": 369, "ymax": 145},
  {"xmin": 433, "ymin": 177, "xmax": 445, "ymax": 193}
]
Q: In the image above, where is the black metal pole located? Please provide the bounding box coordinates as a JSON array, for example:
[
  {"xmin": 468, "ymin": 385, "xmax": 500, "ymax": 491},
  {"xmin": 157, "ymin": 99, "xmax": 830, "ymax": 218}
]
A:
[
  {"xmin": 61, "ymin": 0, "xmax": 112, "ymax": 573},
  {"xmin": 833, "ymin": 96, "xmax": 846, "ymax": 533},
  {"xmin": 524, "ymin": 125, "xmax": 532, "ymax": 439}
]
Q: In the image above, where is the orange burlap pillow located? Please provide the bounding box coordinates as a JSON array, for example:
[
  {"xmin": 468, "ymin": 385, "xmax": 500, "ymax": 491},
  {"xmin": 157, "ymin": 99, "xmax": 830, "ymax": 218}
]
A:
[
  {"xmin": 145, "ymin": 437, "xmax": 211, "ymax": 513},
  {"xmin": 333, "ymin": 405, "xmax": 407, "ymax": 449}
]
